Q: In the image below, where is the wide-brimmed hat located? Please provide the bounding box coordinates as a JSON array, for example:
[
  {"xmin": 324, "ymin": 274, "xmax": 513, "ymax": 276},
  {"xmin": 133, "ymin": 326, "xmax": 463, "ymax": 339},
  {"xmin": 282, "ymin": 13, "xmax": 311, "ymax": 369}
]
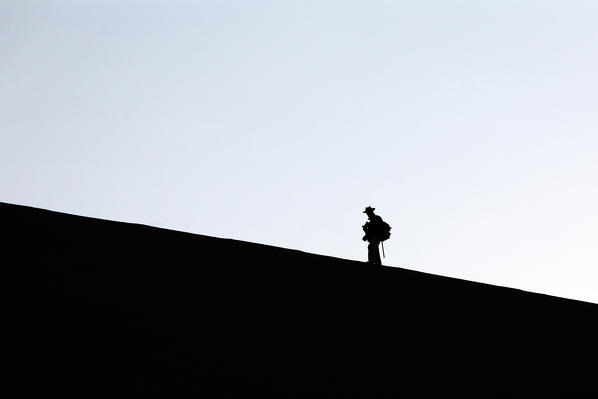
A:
[{"xmin": 363, "ymin": 206, "xmax": 375, "ymax": 213}]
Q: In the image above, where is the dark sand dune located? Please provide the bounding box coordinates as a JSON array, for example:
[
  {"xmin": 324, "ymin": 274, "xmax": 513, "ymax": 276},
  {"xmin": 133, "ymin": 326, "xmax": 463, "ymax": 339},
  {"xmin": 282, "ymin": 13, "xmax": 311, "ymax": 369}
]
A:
[{"xmin": 3, "ymin": 201, "xmax": 598, "ymax": 397}]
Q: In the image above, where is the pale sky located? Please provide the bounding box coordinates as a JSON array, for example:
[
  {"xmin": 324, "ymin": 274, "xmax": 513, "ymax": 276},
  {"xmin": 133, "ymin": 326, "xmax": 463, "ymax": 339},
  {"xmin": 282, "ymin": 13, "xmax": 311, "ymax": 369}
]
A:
[{"xmin": 2, "ymin": 1, "xmax": 598, "ymax": 303}]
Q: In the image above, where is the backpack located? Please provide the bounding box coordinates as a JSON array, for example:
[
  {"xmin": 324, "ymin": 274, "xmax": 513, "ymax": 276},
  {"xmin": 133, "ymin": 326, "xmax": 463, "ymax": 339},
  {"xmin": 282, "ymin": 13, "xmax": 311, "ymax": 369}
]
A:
[
  {"xmin": 379, "ymin": 221, "xmax": 392, "ymax": 242},
  {"xmin": 365, "ymin": 216, "xmax": 391, "ymax": 241}
]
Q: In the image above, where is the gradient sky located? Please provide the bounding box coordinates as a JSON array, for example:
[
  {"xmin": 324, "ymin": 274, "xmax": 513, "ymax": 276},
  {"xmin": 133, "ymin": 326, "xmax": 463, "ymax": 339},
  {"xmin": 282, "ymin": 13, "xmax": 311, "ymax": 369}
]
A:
[{"xmin": 2, "ymin": 1, "xmax": 597, "ymax": 303}]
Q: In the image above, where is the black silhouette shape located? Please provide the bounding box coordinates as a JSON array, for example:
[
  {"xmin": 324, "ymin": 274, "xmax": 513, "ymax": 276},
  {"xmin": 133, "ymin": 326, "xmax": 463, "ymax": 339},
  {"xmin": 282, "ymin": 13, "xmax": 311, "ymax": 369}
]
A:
[
  {"xmin": 362, "ymin": 206, "xmax": 391, "ymax": 265},
  {"xmin": 4, "ymin": 201, "xmax": 598, "ymax": 397}
]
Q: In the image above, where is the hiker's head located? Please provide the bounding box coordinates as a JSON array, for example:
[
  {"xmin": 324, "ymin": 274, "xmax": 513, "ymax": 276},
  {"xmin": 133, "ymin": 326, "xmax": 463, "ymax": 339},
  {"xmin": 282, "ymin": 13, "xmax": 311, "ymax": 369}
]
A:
[{"xmin": 363, "ymin": 206, "xmax": 376, "ymax": 217}]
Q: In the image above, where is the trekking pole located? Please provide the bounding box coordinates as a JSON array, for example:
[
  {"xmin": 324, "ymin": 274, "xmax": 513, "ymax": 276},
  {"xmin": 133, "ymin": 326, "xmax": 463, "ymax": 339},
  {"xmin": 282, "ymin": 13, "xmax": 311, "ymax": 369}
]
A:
[{"xmin": 381, "ymin": 241, "xmax": 385, "ymax": 258}]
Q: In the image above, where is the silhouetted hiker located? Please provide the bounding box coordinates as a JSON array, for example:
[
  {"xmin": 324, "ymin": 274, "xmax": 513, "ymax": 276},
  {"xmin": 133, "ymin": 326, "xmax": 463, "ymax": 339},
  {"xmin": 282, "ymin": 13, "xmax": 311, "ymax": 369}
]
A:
[{"xmin": 362, "ymin": 206, "xmax": 391, "ymax": 266}]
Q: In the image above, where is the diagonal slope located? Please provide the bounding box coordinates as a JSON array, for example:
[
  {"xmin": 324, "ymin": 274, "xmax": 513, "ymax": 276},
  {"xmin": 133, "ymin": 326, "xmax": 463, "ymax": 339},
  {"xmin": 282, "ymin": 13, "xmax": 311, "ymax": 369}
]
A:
[{"xmin": 3, "ymin": 201, "xmax": 598, "ymax": 397}]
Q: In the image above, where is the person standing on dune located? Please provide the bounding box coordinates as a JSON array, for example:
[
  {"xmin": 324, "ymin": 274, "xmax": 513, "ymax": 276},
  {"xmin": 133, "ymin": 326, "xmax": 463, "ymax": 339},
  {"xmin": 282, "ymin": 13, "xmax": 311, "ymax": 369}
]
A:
[{"xmin": 362, "ymin": 206, "xmax": 391, "ymax": 266}]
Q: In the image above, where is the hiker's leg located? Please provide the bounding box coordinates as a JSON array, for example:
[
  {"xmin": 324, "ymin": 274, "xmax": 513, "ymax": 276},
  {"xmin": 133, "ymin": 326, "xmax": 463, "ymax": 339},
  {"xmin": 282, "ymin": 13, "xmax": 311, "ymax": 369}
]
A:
[
  {"xmin": 371, "ymin": 239, "xmax": 381, "ymax": 265},
  {"xmin": 367, "ymin": 241, "xmax": 375, "ymax": 263}
]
